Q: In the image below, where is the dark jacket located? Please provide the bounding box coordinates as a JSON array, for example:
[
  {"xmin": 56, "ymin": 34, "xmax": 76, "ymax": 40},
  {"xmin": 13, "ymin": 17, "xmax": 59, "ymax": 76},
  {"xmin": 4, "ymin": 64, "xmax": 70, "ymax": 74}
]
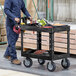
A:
[{"xmin": 4, "ymin": 0, "xmax": 31, "ymax": 26}]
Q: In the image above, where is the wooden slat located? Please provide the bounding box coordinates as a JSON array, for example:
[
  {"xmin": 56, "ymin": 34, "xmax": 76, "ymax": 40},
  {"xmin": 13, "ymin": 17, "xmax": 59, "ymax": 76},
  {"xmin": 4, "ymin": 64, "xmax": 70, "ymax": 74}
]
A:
[
  {"xmin": 17, "ymin": 38, "xmax": 36, "ymax": 43},
  {"xmin": 16, "ymin": 42, "xmax": 76, "ymax": 54},
  {"xmin": 55, "ymin": 33, "xmax": 67, "ymax": 37},
  {"xmin": 42, "ymin": 36, "xmax": 49, "ymax": 40},
  {"xmin": 54, "ymin": 47, "xmax": 67, "ymax": 53},
  {"xmin": 55, "ymin": 33, "xmax": 76, "ymax": 39},
  {"xmin": 42, "ymin": 32, "xmax": 49, "ymax": 36},
  {"xmin": 70, "ymin": 30, "xmax": 76, "ymax": 34},
  {"xmin": 41, "ymin": 45, "xmax": 49, "ymax": 50},
  {"xmin": 70, "ymin": 50, "xmax": 76, "ymax": 54},
  {"xmin": 55, "ymin": 43, "xmax": 67, "ymax": 48},
  {"xmin": 16, "ymin": 30, "xmax": 76, "ymax": 55},
  {"xmin": 55, "ymin": 38, "xmax": 76, "ymax": 44},
  {"xmin": 70, "ymin": 44, "xmax": 76, "ymax": 49}
]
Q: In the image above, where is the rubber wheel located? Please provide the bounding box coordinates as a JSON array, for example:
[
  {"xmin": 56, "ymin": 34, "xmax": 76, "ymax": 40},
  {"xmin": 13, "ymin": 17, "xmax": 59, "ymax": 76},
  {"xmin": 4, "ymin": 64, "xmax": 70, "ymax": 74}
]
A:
[
  {"xmin": 47, "ymin": 62, "xmax": 56, "ymax": 72},
  {"xmin": 61, "ymin": 58, "xmax": 70, "ymax": 69},
  {"xmin": 38, "ymin": 59, "xmax": 45, "ymax": 65},
  {"xmin": 23, "ymin": 58, "xmax": 33, "ymax": 68}
]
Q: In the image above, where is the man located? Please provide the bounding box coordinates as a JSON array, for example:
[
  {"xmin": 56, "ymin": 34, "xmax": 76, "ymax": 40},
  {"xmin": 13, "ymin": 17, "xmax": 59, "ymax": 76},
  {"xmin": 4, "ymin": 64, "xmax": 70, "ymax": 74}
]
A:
[{"xmin": 4, "ymin": 0, "xmax": 32, "ymax": 65}]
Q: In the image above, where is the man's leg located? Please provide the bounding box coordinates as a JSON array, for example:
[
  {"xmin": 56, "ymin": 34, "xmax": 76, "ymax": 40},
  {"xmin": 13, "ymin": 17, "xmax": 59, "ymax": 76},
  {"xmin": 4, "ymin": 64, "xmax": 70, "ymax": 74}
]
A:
[
  {"xmin": 4, "ymin": 25, "xmax": 21, "ymax": 65},
  {"xmin": 4, "ymin": 31, "xmax": 19, "ymax": 58},
  {"xmin": 4, "ymin": 45, "xmax": 10, "ymax": 57},
  {"xmin": 9, "ymin": 28, "xmax": 21, "ymax": 65},
  {"xmin": 4, "ymin": 45, "xmax": 11, "ymax": 60},
  {"xmin": 4, "ymin": 25, "xmax": 11, "ymax": 59},
  {"xmin": 7, "ymin": 26, "xmax": 18, "ymax": 60}
]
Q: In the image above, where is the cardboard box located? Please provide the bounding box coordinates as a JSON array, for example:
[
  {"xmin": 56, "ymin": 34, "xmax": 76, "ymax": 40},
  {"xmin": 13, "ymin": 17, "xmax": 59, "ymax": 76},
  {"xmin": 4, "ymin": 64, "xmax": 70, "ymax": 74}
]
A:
[
  {"xmin": 1, "ymin": 35, "xmax": 7, "ymax": 42},
  {"xmin": 1, "ymin": 28, "xmax": 6, "ymax": 36},
  {"xmin": 0, "ymin": 0, "xmax": 5, "ymax": 5},
  {"xmin": 0, "ymin": 24, "xmax": 6, "ymax": 29}
]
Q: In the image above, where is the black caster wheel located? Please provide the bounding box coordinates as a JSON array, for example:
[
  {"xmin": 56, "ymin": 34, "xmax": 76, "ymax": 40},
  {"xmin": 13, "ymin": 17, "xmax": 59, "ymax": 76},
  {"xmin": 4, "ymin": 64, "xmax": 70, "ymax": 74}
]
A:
[
  {"xmin": 23, "ymin": 58, "xmax": 33, "ymax": 68},
  {"xmin": 38, "ymin": 59, "xmax": 45, "ymax": 65},
  {"xmin": 47, "ymin": 62, "xmax": 56, "ymax": 72},
  {"xmin": 61, "ymin": 58, "xmax": 70, "ymax": 69}
]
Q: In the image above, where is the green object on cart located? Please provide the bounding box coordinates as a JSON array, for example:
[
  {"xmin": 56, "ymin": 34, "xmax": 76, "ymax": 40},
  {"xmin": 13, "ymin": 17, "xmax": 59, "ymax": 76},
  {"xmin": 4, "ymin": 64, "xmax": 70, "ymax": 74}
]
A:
[{"xmin": 37, "ymin": 19, "xmax": 46, "ymax": 26}]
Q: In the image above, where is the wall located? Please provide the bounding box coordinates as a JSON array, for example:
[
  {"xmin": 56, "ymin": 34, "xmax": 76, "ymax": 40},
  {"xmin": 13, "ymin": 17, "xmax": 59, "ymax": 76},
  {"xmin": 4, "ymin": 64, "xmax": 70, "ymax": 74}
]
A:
[
  {"xmin": 53, "ymin": 0, "xmax": 76, "ymax": 21},
  {"xmin": 1, "ymin": 0, "xmax": 76, "ymax": 22},
  {"xmin": 38, "ymin": 0, "xmax": 76, "ymax": 22}
]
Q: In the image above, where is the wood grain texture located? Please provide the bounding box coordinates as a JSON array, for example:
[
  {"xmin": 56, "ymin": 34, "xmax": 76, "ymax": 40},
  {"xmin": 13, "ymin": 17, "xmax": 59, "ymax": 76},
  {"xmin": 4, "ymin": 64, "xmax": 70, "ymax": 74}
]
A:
[{"xmin": 16, "ymin": 30, "xmax": 76, "ymax": 54}]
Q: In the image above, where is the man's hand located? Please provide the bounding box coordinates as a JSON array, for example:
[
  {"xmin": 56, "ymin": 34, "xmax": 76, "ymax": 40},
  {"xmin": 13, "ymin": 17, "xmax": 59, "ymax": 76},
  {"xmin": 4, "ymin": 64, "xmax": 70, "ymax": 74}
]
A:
[
  {"xmin": 15, "ymin": 18, "xmax": 20, "ymax": 23},
  {"xmin": 28, "ymin": 17, "xmax": 32, "ymax": 21},
  {"xmin": 28, "ymin": 17, "xmax": 33, "ymax": 24}
]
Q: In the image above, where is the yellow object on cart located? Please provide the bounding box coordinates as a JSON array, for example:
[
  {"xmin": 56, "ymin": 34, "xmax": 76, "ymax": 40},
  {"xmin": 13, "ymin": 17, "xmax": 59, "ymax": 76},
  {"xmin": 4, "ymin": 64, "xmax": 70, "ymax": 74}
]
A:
[{"xmin": 21, "ymin": 22, "xmax": 26, "ymax": 32}]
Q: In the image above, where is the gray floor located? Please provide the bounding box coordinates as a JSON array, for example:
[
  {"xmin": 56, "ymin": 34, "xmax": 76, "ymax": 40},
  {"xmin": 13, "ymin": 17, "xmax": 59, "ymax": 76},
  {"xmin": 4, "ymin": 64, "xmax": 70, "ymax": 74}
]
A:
[{"xmin": 0, "ymin": 45, "xmax": 76, "ymax": 76}]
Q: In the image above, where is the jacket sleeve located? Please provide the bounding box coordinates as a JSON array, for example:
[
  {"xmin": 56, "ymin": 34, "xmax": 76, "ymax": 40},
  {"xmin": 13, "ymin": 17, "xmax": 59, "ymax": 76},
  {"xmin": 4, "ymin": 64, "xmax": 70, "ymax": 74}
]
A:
[
  {"xmin": 4, "ymin": 0, "xmax": 17, "ymax": 21},
  {"xmin": 21, "ymin": 0, "xmax": 31, "ymax": 17}
]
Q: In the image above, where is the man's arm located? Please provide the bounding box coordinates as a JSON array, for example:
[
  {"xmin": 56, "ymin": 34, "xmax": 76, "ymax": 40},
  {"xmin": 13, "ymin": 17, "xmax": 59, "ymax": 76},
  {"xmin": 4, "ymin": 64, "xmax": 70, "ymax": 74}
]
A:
[
  {"xmin": 21, "ymin": 0, "xmax": 31, "ymax": 17},
  {"xmin": 4, "ymin": 0, "xmax": 17, "ymax": 21}
]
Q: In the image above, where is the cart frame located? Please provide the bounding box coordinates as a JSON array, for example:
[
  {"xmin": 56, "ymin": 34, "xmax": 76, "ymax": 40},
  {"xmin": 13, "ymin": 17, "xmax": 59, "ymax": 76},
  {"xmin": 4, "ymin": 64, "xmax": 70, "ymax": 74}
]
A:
[{"xmin": 20, "ymin": 24, "xmax": 70, "ymax": 71}]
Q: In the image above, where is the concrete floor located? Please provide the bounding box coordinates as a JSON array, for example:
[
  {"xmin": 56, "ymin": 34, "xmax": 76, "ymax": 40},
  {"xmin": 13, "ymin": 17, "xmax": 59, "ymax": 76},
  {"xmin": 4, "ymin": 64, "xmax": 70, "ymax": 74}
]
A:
[{"xmin": 0, "ymin": 45, "xmax": 76, "ymax": 76}]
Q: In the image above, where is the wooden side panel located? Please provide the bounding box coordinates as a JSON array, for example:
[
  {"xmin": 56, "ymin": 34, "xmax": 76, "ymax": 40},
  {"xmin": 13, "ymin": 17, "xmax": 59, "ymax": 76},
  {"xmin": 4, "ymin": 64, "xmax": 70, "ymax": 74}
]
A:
[{"xmin": 16, "ymin": 30, "xmax": 76, "ymax": 55}]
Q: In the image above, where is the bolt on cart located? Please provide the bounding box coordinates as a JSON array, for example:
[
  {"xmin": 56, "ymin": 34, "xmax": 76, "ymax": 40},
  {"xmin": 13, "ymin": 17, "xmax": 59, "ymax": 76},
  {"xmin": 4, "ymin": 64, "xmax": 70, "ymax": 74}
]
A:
[{"xmin": 20, "ymin": 17, "xmax": 70, "ymax": 72}]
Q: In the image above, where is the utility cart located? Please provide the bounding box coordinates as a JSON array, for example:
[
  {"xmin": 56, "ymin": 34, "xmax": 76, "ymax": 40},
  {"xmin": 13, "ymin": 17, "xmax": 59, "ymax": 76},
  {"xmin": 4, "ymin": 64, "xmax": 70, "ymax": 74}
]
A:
[{"xmin": 20, "ymin": 22, "xmax": 70, "ymax": 72}]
